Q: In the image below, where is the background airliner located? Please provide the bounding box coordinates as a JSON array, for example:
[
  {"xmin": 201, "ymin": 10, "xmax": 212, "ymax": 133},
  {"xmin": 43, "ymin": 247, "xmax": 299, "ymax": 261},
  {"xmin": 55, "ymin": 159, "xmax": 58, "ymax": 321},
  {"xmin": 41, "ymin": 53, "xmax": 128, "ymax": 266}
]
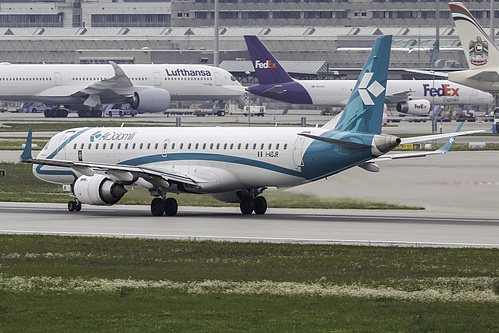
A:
[
  {"xmin": 448, "ymin": 2, "xmax": 499, "ymax": 94},
  {"xmin": 0, "ymin": 62, "xmax": 244, "ymax": 117},
  {"xmin": 20, "ymin": 36, "xmax": 481, "ymax": 216},
  {"xmin": 244, "ymin": 35, "xmax": 493, "ymax": 116}
]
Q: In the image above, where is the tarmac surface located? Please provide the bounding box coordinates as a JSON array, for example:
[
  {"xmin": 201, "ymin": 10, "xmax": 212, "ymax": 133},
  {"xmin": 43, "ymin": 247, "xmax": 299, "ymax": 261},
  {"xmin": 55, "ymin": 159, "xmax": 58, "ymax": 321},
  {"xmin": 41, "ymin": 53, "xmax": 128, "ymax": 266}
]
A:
[
  {"xmin": 0, "ymin": 202, "xmax": 498, "ymax": 248},
  {"xmin": 1, "ymin": 111, "xmax": 498, "ymax": 247}
]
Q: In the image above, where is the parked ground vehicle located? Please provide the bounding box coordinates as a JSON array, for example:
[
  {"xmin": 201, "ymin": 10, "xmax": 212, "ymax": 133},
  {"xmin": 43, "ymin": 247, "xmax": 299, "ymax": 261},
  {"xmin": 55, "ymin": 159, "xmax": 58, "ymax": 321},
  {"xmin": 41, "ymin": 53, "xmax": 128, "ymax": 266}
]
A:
[
  {"xmin": 104, "ymin": 103, "xmax": 137, "ymax": 117},
  {"xmin": 17, "ymin": 102, "xmax": 68, "ymax": 117}
]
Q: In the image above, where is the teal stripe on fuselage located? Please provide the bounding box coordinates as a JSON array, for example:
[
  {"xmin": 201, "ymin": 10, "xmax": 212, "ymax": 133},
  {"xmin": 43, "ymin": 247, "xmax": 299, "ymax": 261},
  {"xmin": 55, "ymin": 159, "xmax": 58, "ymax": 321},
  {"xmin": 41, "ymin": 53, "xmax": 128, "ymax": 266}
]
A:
[
  {"xmin": 35, "ymin": 128, "xmax": 92, "ymax": 180},
  {"xmin": 120, "ymin": 152, "xmax": 304, "ymax": 178}
]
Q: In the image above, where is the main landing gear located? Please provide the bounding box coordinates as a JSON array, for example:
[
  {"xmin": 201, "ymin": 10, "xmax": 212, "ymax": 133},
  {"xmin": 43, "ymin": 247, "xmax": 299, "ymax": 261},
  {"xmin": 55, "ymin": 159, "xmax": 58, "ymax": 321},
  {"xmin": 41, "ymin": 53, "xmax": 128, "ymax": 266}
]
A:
[
  {"xmin": 240, "ymin": 196, "xmax": 267, "ymax": 215},
  {"xmin": 67, "ymin": 199, "xmax": 82, "ymax": 212},
  {"xmin": 151, "ymin": 197, "xmax": 178, "ymax": 217}
]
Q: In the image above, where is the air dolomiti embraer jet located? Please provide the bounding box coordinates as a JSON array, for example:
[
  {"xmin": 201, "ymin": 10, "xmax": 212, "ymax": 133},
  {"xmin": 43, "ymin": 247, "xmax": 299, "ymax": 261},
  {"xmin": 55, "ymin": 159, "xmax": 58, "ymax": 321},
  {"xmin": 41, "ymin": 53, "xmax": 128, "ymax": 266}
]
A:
[
  {"xmin": 0, "ymin": 62, "xmax": 244, "ymax": 117},
  {"xmin": 20, "ymin": 36, "xmax": 481, "ymax": 216}
]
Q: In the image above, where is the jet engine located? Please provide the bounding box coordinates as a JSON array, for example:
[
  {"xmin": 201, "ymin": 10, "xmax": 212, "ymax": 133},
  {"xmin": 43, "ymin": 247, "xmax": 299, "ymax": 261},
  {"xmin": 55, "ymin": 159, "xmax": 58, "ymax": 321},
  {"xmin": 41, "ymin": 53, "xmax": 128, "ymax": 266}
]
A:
[
  {"xmin": 396, "ymin": 99, "xmax": 431, "ymax": 116},
  {"xmin": 74, "ymin": 175, "xmax": 127, "ymax": 205},
  {"xmin": 129, "ymin": 88, "xmax": 171, "ymax": 113}
]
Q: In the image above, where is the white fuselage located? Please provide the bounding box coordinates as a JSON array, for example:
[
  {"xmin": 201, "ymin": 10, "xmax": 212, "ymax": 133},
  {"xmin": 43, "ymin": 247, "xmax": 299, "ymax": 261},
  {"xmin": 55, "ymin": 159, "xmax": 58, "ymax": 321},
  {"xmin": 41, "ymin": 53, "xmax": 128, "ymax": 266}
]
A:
[
  {"xmin": 0, "ymin": 63, "xmax": 243, "ymax": 104},
  {"xmin": 298, "ymin": 79, "xmax": 493, "ymax": 107},
  {"xmin": 34, "ymin": 126, "xmax": 337, "ymax": 194}
]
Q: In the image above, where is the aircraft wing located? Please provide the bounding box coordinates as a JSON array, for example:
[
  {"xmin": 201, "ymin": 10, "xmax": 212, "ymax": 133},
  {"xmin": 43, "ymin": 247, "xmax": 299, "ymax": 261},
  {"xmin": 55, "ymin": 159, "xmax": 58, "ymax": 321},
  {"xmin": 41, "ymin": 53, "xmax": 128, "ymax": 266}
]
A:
[
  {"xmin": 402, "ymin": 69, "xmax": 449, "ymax": 78},
  {"xmin": 36, "ymin": 62, "xmax": 138, "ymax": 107},
  {"xmin": 468, "ymin": 70, "xmax": 499, "ymax": 82},
  {"xmin": 384, "ymin": 90, "xmax": 414, "ymax": 104},
  {"xmin": 378, "ymin": 123, "xmax": 484, "ymax": 161},
  {"xmin": 20, "ymin": 129, "xmax": 202, "ymax": 189},
  {"xmin": 359, "ymin": 123, "xmax": 483, "ymax": 170}
]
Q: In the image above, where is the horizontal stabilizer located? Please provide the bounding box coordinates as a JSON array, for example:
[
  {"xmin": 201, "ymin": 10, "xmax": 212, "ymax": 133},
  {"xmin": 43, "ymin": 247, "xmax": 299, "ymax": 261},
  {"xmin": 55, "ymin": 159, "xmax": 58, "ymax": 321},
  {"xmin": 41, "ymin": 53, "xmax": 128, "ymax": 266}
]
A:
[
  {"xmin": 298, "ymin": 133, "xmax": 371, "ymax": 149},
  {"xmin": 262, "ymin": 85, "xmax": 285, "ymax": 94}
]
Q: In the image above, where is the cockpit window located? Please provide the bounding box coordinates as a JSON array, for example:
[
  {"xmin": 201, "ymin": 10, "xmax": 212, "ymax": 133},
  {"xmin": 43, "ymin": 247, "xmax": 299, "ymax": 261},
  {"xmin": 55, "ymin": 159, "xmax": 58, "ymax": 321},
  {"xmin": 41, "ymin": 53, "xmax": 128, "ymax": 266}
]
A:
[
  {"xmin": 42, "ymin": 140, "xmax": 50, "ymax": 150},
  {"xmin": 230, "ymin": 76, "xmax": 236, "ymax": 81}
]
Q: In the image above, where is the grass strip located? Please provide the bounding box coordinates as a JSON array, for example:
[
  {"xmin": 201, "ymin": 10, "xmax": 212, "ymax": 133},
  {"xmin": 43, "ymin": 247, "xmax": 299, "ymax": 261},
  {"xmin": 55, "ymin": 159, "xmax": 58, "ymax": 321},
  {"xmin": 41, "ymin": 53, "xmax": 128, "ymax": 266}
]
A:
[{"xmin": 0, "ymin": 235, "xmax": 498, "ymax": 331}]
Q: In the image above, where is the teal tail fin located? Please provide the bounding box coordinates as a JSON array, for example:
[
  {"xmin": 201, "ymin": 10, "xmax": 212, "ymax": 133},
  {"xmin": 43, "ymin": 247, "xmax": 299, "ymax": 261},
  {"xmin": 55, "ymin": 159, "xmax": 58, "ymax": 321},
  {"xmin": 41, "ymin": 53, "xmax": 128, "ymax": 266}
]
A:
[{"xmin": 333, "ymin": 35, "xmax": 392, "ymax": 134}]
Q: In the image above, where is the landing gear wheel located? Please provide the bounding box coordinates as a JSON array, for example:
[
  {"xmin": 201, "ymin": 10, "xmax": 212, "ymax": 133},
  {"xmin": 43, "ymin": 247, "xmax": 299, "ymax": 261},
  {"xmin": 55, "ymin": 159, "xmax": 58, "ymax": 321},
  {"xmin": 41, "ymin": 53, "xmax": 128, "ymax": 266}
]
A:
[
  {"xmin": 240, "ymin": 197, "xmax": 254, "ymax": 215},
  {"xmin": 151, "ymin": 198, "xmax": 165, "ymax": 216},
  {"xmin": 68, "ymin": 200, "xmax": 81, "ymax": 212},
  {"xmin": 164, "ymin": 198, "xmax": 178, "ymax": 216},
  {"xmin": 254, "ymin": 196, "xmax": 267, "ymax": 215}
]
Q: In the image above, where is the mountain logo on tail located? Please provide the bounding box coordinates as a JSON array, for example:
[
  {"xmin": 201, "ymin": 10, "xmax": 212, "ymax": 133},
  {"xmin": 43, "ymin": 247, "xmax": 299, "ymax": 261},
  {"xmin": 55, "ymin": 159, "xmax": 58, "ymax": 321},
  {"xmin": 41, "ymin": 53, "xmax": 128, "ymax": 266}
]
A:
[
  {"xmin": 469, "ymin": 36, "xmax": 488, "ymax": 66},
  {"xmin": 358, "ymin": 72, "xmax": 385, "ymax": 106}
]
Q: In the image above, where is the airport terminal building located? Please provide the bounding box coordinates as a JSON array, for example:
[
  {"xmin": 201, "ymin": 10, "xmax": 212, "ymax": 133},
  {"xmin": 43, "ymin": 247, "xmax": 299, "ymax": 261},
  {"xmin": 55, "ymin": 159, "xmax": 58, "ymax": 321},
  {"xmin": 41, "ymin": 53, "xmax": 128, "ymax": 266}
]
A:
[{"xmin": 0, "ymin": 0, "xmax": 496, "ymax": 72}]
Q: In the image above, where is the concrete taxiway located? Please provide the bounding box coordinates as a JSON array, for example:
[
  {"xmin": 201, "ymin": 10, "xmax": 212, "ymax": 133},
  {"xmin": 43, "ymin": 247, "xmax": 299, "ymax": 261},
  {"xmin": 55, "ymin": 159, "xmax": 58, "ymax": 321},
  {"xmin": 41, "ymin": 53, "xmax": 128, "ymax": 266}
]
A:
[{"xmin": 1, "ymin": 202, "xmax": 498, "ymax": 248}]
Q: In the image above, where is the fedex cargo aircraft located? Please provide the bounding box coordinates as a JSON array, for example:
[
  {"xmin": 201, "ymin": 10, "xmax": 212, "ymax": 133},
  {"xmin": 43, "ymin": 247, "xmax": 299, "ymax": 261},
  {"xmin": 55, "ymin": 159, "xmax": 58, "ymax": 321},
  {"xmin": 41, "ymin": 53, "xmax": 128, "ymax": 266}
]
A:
[{"xmin": 245, "ymin": 36, "xmax": 492, "ymax": 115}]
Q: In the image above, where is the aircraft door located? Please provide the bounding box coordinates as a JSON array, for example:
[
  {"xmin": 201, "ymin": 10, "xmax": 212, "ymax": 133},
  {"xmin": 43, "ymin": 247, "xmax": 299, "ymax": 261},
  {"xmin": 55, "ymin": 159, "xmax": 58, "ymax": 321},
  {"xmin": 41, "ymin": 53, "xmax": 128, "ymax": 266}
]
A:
[
  {"xmin": 153, "ymin": 72, "xmax": 161, "ymax": 86},
  {"xmin": 292, "ymin": 132, "xmax": 309, "ymax": 167},
  {"xmin": 162, "ymin": 139, "xmax": 170, "ymax": 158},
  {"xmin": 57, "ymin": 130, "xmax": 75, "ymax": 160},
  {"xmin": 54, "ymin": 72, "xmax": 62, "ymax": 86},
  {"xmin": 214, "ymin": 72, "xmax": 221, "ymax": 86}
]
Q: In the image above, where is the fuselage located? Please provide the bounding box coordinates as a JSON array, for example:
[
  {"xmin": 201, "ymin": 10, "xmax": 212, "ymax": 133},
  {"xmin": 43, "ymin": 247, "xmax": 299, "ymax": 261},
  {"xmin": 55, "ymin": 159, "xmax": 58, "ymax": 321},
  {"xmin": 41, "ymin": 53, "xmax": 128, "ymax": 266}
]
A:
[
  {"xmin": 34, "ymin": 126, "xmax": 378, "ymax": 194},
  {"xmin": 249, "ymin": 79, "xmax": 493, "ymax": 107},
  {"xmin": 0, "ymin": 63, "xmax": 242, "ymax": 104}
]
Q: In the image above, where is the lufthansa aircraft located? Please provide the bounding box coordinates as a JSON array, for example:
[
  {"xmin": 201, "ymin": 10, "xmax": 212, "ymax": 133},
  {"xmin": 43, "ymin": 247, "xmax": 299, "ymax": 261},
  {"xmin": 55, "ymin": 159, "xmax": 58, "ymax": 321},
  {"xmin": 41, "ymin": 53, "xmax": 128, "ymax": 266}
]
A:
[
  {"xmin": 448, "ymin": 2, "xmax": 499, "ymax": 94},
  {"xmin": 20, "ymin": 36, "xmax": 481, "ymax": 216},
  {"xmin": 0, "ymin": 62, "xmax": 244, "ymax": 117},
  {"xmin": 244, "ymin": 35, "xmax": 493, "ymax": 115}
]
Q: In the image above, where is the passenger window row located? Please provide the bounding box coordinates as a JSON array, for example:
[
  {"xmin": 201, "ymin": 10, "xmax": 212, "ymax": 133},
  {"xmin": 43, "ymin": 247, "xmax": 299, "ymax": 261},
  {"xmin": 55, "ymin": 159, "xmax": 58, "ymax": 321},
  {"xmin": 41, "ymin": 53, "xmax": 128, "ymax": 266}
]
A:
[
  {"xmin": 165, "ymin": 77, "xmax": 212, "ymax": 81},
  {"xmin": 72, "ymin": 141, "xmax": 288, "ymax": 151},
  {"xmin": 0, "ymin": 77, "xmax": 52, "ymax": 81},
  {"xmin": 71, "ymin": 77, "xmax": 147, "ymax": 81}
]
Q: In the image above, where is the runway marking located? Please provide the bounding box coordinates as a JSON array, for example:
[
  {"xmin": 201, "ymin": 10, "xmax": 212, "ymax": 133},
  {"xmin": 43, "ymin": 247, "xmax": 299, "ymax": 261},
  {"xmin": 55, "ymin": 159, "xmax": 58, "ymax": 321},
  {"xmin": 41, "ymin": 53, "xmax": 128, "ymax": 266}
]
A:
[{"xmin": 0, "ymin": 230, "xmax": 498, "ymax": 248}]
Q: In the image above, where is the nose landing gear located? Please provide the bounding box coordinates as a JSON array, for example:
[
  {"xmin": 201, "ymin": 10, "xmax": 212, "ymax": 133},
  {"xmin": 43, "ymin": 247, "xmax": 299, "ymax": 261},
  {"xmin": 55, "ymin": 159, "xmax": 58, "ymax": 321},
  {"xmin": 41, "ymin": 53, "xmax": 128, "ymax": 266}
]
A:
[{"xmin": 68, "ymin": 199, "xmax": 82, "ymax": 212}]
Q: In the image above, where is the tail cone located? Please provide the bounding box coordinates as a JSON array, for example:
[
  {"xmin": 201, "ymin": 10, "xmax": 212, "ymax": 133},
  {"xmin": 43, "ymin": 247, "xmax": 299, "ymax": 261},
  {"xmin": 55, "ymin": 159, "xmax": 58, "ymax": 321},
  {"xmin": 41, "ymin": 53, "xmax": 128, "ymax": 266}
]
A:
[{"xmin": 372, "ymin": 135, "xmax": 401, "ymax": 156}]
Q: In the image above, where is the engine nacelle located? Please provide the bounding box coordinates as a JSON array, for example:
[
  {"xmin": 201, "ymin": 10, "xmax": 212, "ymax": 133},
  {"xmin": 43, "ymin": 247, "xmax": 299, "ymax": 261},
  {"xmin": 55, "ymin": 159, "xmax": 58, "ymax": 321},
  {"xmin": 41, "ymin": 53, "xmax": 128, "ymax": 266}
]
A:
[
  {"xmin": 129, "ymin": 88, "xmax": 171, "ymax": 113},
  {"xmin": 396, "ymin": 99, "xmax": 431, "ymax": 116},
  {"xmin": 74, "ymin": 175, "xmax": 127, "ymax": 205}
]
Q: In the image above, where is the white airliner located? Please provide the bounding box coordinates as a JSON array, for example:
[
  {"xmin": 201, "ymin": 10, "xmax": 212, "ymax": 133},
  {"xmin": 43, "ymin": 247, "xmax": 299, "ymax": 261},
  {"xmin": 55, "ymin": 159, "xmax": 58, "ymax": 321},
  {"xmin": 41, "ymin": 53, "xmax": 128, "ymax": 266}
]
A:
[
  {"xmin": 245, "ymin": 35, "xmax": 493, "ymax": 115},
  {"xmin": 20, "ymin": 36, "xmax": 481, "ymax": 216},
  {"xmin": 0, "ymin": 62, "xmax": 244, "ymax": 117},
  {"xmin": 448, "ymin": 2, "xmax": 499, "ymax": 94}
]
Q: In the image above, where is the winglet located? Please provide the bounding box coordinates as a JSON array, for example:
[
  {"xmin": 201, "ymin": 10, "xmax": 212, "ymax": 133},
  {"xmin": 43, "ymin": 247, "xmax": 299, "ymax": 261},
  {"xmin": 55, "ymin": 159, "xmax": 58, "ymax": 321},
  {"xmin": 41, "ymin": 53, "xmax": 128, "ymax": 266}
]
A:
[
  {"xmin": 437, "ymin": 122, "xmax": 463, "ymax": 153},
  {"xmin": 20, "ymin": 128, "xmax": 33, "ymax": 161},
  {"xmin": 110, "ymin": 61, "xmax": 127, "ymax": 77}
]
